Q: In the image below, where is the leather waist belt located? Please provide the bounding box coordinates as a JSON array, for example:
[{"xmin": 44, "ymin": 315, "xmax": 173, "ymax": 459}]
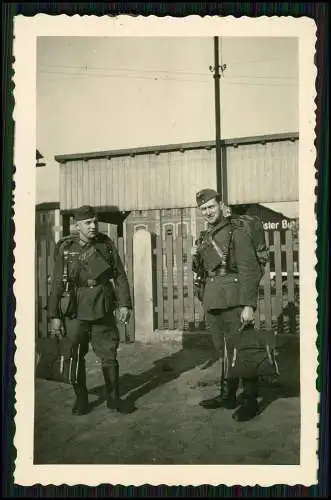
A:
[
  {"xmin": 77, "ymin": 279, "xmax": 98, "ymax": 288},
  {"xmin": 87, "ymin": 279, "xmax": 98, "ymax": 288},
  {"xmin": 77, "ymin": 279, "xmax": 112, "ymax": 288},
  {"xmin": 207, "ymin": 268, "xmax": 227, "ymax": 277},
  {"xmin": 79, "ymin": 279, "xmax": 109, "ymax": 288}
]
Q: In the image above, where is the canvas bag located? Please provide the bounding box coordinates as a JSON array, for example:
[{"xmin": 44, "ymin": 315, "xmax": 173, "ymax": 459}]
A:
[
  {"xmin": 224, "ymin": 324, "xmax": 280, "ymax": 379},
  {"xmin": 35, "ymin": 334, "xmax": 82, "ymax": 385}
]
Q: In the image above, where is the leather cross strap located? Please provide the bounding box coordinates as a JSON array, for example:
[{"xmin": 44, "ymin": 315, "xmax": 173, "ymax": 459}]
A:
[
  {"xmin": 210, "ymin": 238, "xmax": 226, "ymax": 261},
  {"xmin": 210, "ymin": 228, "xmax": 233, "ymax": 268}
]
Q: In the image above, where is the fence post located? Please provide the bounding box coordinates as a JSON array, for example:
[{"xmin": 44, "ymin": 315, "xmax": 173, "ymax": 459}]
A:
[
  {"xmin": 263, "ymin": 231, "xmax": 272, "ymax": 329},
  {"xmin": 39, "ymin": 239, "xmax": 48, "ymax": 338},
  {"xmin": 116, "ymin": 236, "xmax": 127, "ymax": 342},
  {"xmin": 125, "ymin": 224, "xmax": 135, "ymax": 341},
  {"xmin": 175, "ymin": 234, "xmax": 184, "ymax": 330},
  {"xmin": 156, "ymin": 234, "xmax": 164, "ymax": 329},
  {"xmin": 274, "ymin": 231, "xmax": 283, "ymax": 332},
  {"xmin": 285, "ymin": 229, "xmax": 297, "ymax": 334},
  {"xmin": 186, "ymin": 235, "xmax": 196, "ymax": 329},
  {"xmin": 166, "ymin": 232, "xmax": 175, "ymax": 330},
  {"xmin": 35, "ymin": 243, "xmax": 39, "ymax": 339},
  {"xmin": 133, "ymin": 228, "xmax": 154, "ymax": 341}
]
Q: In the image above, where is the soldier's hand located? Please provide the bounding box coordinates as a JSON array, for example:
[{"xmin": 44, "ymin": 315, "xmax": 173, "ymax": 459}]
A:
[
  {"xmin": 50, "ymin": 318, "xmax": 63, "ymax": 337},
  {"xmin": 241, "ymin": 306, "xmax": 255, "ymax": 326},
  {"xmin": 118, "ymin": 307, "xmax": 131, "ymax": 325},
  {"xmin": 191, "ymin": 245, "xmax": 198, "ymax": 257}
]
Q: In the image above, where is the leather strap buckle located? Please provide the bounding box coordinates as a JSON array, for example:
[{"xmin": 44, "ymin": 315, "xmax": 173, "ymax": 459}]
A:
[{"xmin": 87, "ymin": 279, "xmax": 97, "ymax": 288}]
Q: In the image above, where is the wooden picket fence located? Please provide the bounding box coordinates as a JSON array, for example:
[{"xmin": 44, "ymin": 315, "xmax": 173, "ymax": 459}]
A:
[
  {"xmin": 152, "ymin": 230, "xmax": 300, "ymax": 334},
  {"xmin": 35, "ymin": 233, "xmax": 136, "ymax": 341},
  {"xmin": 35, "ymin": 208, "xmax": 57, "ymax": 340},
  {"xmin": 36, "ymin": 209, "xmax": 299, "ymax": 340}
]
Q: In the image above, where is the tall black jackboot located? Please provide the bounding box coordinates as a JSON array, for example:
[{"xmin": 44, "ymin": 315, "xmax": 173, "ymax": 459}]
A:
[
  {"xmin": 102, "ymin": 362, "xmax": 128, "ymax": 414},
  {"xmin": 199, "ymin": 378, "xmax": 239, "ymax": 409},
  {"xmin": 232, "ymin": 377, "xmax": 259, "ymax": 422},
  {"xmin": 72, "ymin": 357, "xmax": 89, "ymax": 416}
]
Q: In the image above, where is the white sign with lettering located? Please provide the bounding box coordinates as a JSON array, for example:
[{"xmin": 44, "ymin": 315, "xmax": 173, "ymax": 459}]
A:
[{"xmin": 263, "ymin": 219, "xmax": 296, "ymax": 231}]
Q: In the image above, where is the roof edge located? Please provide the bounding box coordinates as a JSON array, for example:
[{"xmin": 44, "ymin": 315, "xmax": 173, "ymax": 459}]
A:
[
  {"xmin": 55, "ymin": 132, "xmax": 299, "ymax": 164},
  {"xmin": 36, "ymin": 202, "xmax": 60, "ymax": 211}
]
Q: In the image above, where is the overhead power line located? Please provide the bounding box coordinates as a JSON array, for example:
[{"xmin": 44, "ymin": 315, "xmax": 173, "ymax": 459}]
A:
[
  {"xmin": 39, "ymin": 58, "xmax": 296, "ymax": 79},
  {"xmin": 39, "ymin": 70, "xmax": 208, "ymax": 85},
  {"xmin": 227, "ymin": 74, "xmax": 296, "ymax": 80},
  {"xmin": 39, "ymin": 69, "xmax": 298, "ymax": 87},
  {"xmin": 39, "ymin": 63, "xmax": 211, "ymax": 77}
]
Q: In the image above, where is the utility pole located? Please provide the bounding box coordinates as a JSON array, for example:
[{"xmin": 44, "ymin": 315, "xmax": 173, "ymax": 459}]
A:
[
  {"xmin": 213, "ymin": 37, "xmax": 222, "ymax": 195},
  {"xmin": 210, "ymin": 37, "xmax": 226, "ymax": 198}
]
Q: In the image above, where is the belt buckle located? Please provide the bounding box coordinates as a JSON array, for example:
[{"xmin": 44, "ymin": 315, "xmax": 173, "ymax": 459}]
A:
[{"xmin": 87, "ymin": 279, "xmax": 96, "ymax": 288}]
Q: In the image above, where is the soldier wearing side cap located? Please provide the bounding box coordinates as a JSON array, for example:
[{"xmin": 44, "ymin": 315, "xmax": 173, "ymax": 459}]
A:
[
  {"xmin": 48, "ymin": 205, "xmax": 132, "ymax": 416},
  {"xmin": 192, "ymin": 189, "xmax": 263, "ymax": 422}
]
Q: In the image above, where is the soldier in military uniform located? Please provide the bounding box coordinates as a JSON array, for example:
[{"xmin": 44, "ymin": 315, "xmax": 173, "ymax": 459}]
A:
[
  {"xmin": 192, "ymin": 189, "xmax": 263, "ymax": 422},
  {"xmin": 48, "ymin": 205, "xmax": 132, "ymax": 416}
]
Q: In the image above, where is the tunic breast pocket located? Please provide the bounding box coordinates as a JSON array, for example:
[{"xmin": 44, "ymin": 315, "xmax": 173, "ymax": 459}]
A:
[{"xmin": 203, "ymin": 275, "xmax": 240, "ymax": 311}]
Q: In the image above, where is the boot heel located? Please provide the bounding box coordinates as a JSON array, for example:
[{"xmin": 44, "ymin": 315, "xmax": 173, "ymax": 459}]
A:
[
  {"xmin": 199, "ymin": 378, "xmax": 239, "ymax": 409},
  {"xmin": 102, "ymin": 365, "xmax": 136, "ymax": 414}
]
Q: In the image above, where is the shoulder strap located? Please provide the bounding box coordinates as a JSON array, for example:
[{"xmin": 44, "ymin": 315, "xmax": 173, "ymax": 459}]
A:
[
  {"xmin": 94, "ymin": 233, "xmax": 116, "ymax": 265},
  {"xmin": 229, "ymin": 216, "xmax": 246, "ymax": 231},
  {"xmin": 210, "ymin": 224, "xmax": 234, "ymax": 264},
  {"xmin": 195, "ymin": 229, "xmax": 207, "ymax": 246}
]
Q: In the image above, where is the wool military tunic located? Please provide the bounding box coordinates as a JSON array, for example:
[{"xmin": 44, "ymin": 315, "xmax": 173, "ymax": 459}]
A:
[
  {"xmin": 48, "ymin": 232, "xmax": 132, "ymax": 322},
  {"xmin": 193, "ymin": 217, "xmax": 262, "ymax": 312}
]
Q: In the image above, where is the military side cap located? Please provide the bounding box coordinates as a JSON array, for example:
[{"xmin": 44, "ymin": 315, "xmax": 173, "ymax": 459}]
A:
[
  {"xmin": 73, "ymin": 205, "xmax": 97, "ymax": 221},
  {"xmin": 196, "ymin": 188, "xmax": 220, "ymax": 207}
]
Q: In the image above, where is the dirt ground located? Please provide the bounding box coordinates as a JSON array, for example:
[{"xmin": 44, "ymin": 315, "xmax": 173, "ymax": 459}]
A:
[{"xmin": 34, "ymin": 335, "xmax": 300, "ymax": 465}]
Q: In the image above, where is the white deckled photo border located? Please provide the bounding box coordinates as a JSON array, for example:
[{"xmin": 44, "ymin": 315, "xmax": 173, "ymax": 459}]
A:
[{"xmin": 13, "ymin": 14, "xmax": 318, "ymax": 487}]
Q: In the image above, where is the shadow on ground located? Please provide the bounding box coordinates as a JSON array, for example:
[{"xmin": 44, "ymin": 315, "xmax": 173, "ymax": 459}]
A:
[
  {"xmin": 88, "ymin": 340, "xmax": 217, "ymax": 413},
  {"xmin": 255, "ymin": 336, "xmax": 300, "ymax": 415},
  {"xmin": 87, "ymin": 333, "xmax": 300, "ymax": 418},
  {"xmin": 182, "ymin": 333, "xmax": 300, "ymax": 419}
]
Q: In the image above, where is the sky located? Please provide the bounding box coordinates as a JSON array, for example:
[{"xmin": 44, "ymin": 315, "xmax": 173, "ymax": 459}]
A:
[{"xmin": 36, "ymin": 36, "xmax": 299, "ymax": 216}]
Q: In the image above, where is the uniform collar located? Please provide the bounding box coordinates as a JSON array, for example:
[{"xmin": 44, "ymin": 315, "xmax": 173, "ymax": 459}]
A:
[
  {"xmin": 79, "ymin": 232, "xmax": 105, "ymax": 249},
  {"xmin": 207, "ymin": 216, "xmax": 230, "ymax": 233},
  {"xmin": 79, "ymin": 238, "xmax": 95, "ymax": 248}
]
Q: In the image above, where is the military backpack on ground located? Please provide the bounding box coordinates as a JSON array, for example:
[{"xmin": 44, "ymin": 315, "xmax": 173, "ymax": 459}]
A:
[{"xmin": 35, "ymin": 334, "xmax": 82, "ymax": 385}]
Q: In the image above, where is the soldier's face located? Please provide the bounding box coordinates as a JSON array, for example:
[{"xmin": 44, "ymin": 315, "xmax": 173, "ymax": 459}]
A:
[
  {"xmin": 76, "ymin": 217, "xmax": 98, "ymax": 241},
  {"xmin": 200, "ymin": 198, "xmax": 222, "ymax": 225}
]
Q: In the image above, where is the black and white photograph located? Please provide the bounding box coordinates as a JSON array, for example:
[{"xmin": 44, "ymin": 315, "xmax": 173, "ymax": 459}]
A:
[{"xmin": 13, "ymin": 15, "xmax": 318, "ymax": 486}]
